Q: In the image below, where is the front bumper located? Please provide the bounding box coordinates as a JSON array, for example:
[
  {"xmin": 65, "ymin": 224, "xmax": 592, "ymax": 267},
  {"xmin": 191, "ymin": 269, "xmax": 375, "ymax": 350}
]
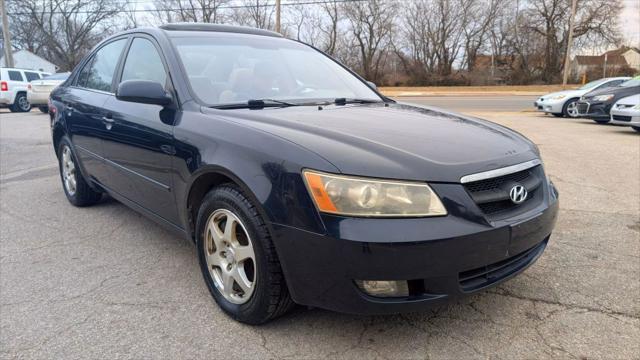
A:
[
  {"xmin": 610, "ymin": 109, "xmax": 640, "ymax": 126},
  {"xmin": 576, "ymin": 101, "xmax": 612, "ymax": 120},
  {"xmin": 534, "ymin": 99, "xmax": 564, "ymax": 114},
  {"xmin": 272, "ymin": 182, "xmax": 559, "ymax": 314}
]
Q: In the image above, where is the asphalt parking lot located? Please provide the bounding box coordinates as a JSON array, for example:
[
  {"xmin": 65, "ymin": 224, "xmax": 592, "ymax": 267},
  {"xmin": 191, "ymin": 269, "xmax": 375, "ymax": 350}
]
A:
[{"xmin": 1, "ymin": 100, "xmax": 638, "ymax": 359}]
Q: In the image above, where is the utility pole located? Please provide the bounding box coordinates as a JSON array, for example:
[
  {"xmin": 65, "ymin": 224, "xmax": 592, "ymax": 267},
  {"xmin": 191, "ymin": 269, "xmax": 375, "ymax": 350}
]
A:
[
  {"xmin": 0, "ymin": 0, "xmax": 14, "ymax": 68},
  {"xmin": 275, "ymin": 0, "xmax": 281, "ymax": 33},
  {"xmin": 603, "ymin": 53, "xmax": 608, "ymax": 78},
  {"xmin": 562, "ymin": 0, "xmax": 577, "ymax": 88}
]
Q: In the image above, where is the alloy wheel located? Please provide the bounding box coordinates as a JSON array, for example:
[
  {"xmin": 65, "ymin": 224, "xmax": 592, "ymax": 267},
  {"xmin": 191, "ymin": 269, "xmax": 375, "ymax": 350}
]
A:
[
  {"xmin": 566, "ymin": 101, "xmax": 579, "ymax": 117},
  {"xmin": 61, "ymin": 146, "xmax": 77, "ymax": 196},
  {"xmin": 204, "ymin": 209, "xmax": 257, "ymax": 304},
  {"xmin": 18, "ymin": 96, "xmax": 30, "ymax": 112}
]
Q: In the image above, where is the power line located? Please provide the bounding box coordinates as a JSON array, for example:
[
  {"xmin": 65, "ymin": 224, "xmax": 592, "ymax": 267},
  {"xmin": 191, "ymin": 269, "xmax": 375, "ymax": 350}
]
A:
[{"xmin": 7, "ymin": 0, "xmax": 367, "ymax": 16}]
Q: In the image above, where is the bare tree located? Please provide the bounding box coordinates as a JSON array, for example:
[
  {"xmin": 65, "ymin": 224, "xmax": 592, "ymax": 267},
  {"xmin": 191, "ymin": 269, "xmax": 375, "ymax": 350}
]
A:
[
  {"xmin": 462, "ymin": 0, "xmax": 504, "ymax": 71},
  {"xmin": 525, "ymin": 0, "xmax": 622, "ymax": 82},
  {"xmin": 152, "ymin": 0, "xmax": 229, "ymax": 24},
  {"xmin": 343, "ymin": 0, "xmax": 396, "ymax": 83},
  {"xmin": 231, "ymin": 0, "xmax": 274, "ymax": 30},
  {"xmin": 9, "ymin": 0, "xmax": 123, "ymax": 71}
]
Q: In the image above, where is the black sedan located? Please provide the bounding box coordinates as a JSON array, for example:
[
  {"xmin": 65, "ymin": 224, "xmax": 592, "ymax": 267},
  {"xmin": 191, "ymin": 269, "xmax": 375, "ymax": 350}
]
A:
[
  {"xmin": 49, "ymin": 24, "xmax": 559, "ymax": 324},
  {"xmin": 576, "ymin": 77, "xmax": 640, "ymax": 123}
]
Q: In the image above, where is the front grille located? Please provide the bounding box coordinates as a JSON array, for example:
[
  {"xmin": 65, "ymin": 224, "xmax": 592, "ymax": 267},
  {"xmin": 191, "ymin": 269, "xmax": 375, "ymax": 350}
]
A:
[
  {"xmin": 463, "ymin": 166, "xmax": 542, "ymax": 219},
  {"xmin": 576, "ymin": 102, "xmax": 589, "ymax": 114},
  {"xmin": 613, "ymin": 115, "xmax": 632, "ymax": 122},
  {"xmin": 459, "ymin": 239, "xmax": 547, "ymax": 292}
]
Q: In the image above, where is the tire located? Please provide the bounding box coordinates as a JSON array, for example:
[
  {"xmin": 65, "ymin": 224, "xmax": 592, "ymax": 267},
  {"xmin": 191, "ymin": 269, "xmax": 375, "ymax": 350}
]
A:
[
  {"xmin": 9, "ymin": 93, "xmax": 31, "ymax": 112},
  {"xmin": 562, "ymin": 98, "xmax": 579, "ymax": 118},
  {"xmin": 196, "ymin": 184, "xmax": 294, "ymax": 324},
  {"xmin": 552, "ymin": 113, "xmax": 563, "ymax": 117},
  {"xmin": 38, "ymin": 106, "xmax": 49, "ymax": 114},
  {"xmin": 593, "ymin": 119, "xmax": 610, "ymax": 124},
  {"xmin": 57, "ymin": 137, "xmax": 102, "ymax": 207},
  {"xmin": 632, "ymin": 126, "xmax": 640, "ymax": 133}
]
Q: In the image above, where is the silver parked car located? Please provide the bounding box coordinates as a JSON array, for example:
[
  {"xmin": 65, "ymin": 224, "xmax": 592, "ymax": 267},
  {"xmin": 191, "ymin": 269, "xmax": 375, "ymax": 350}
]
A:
[
  {"xmin": 610, "ymin": 94, "xmax": 640, "ymax": 133},
  {"xmin": 27, "ymin": 72, "xmax": 70, "ymax": 113},
  {"xmin": 534, "ymin": 77, "xmax": 630, "ymax": 118}
]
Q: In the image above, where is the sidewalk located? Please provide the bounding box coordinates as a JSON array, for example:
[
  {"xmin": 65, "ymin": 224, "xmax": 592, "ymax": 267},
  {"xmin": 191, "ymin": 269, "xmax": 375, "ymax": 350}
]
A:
[{"xmin": 379, "ymin": 84, "xmax": 578, "ymax": 97}]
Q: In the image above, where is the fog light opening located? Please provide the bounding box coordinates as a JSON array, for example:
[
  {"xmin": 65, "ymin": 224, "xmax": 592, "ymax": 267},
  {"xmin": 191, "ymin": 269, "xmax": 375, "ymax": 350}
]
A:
[{"xmin": 355, "ymin": 280, "xmax": 409, "ymax": 297}]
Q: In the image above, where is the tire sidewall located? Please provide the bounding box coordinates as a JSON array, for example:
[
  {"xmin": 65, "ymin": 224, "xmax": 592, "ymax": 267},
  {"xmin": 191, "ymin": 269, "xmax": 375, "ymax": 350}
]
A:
[
  {"xmin": 562, "ymin": 99, "xmax": 578, "ymax": 118},
  {"xmin": 57, "ymin": 137, "xmax": 81, "ymax": 205},
  {"xmin": 195, "ymin": 187, "xmax": 273, "ymax": 323},
  {"xmin": 16, "ymin": 93, "xmax": 31, "ymax": 112}
]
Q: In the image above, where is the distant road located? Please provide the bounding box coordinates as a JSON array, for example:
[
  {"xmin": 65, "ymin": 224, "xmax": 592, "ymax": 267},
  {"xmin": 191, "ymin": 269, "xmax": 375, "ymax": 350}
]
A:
[{"xmin": 396, "ymin": 95, "xmax": 539, "ymax": 112}]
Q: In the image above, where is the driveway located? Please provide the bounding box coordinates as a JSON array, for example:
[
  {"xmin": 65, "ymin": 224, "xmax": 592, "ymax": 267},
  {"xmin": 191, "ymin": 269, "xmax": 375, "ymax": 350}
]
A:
[{"xmin": 1, "ymin": 106, "xmax": 638, "ymax": 359}]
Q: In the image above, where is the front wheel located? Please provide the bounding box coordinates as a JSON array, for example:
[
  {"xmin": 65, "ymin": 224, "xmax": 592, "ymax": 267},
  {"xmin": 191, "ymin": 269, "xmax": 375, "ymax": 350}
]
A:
[
  {"xmin": 632, "ymin": 126, "xmax": 640, "ymax": 133},
  {"xmin": 562, "ymin": 99, "xmax": 579, "ymax": 118},
  {"xmin": 38, "ymin": 106, "xmax": 49, "ymax": 114},
  {"xmin": 196, "ymin": 184, "xmax": 294, "ymax": 324},
  {"xmin": 593, "ymin": 119, "xmax": 610, "ymax": 124},
  {"xmin": 57, "ymin": 137, "xmax": 102, "ymax": 206}
]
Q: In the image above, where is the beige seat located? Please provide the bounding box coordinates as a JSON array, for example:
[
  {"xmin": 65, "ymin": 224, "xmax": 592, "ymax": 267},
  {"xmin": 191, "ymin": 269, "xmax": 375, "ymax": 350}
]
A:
[{"xmin": 218, "ymin": 68, "xmax": 253, "ymax": 103}]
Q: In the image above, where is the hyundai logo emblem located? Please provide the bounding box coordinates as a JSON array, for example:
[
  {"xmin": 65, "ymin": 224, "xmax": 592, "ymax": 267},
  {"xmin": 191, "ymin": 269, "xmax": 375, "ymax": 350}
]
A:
[{"xmin": 509, "ymin": 185, "xmax": 528, "ymax": 204}]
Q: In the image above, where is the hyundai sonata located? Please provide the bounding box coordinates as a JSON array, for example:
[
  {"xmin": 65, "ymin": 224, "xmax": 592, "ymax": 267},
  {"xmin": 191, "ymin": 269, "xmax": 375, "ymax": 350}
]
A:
[{"xmin": 49, "ymin": 24, "xmax": 559, "ymax": 324}]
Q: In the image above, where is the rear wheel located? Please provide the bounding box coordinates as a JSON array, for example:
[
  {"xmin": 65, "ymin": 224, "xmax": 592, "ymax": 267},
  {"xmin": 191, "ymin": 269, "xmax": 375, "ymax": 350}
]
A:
[
  {"xmin": 196, "ymin": 184, "xmax": 294, "ymax": 324},
  {"xmin": 9, "ymin": 93, "xmax": 31, "ymax": 112},
  {"xmin": 593, "ymin": 119, "xmax": 610, "ymax": 124},
  {"xmin": 58, "ymin": 137, "xmax": 102, "ymax": 206},
  {"xmin": 38, "ymin": 106, "xmax": 49, "ymax": 114}
]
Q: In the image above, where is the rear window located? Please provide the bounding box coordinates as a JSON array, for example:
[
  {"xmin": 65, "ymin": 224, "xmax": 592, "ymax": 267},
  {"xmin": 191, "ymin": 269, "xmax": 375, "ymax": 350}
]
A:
[
  {"xmin": 8, "ymin": 70, "xmax": 24, "ymax": 81},
  {"xmin": 25, "ymin": 72, "xmax": 41, "ymax": 82}
]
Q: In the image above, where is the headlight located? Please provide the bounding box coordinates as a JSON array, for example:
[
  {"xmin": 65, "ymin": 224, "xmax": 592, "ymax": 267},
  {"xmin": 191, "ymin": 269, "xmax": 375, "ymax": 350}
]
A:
[
  {"xmin": 551, "ymin": 95, "xmax": 566, "ymax": 100},
  {"xmin": 302, "ymin": 170, "xmax": 447, "ymax": 217},
  {"xmin": 592, "ymin": 94, "xmax": 614, "ymax": 102}
]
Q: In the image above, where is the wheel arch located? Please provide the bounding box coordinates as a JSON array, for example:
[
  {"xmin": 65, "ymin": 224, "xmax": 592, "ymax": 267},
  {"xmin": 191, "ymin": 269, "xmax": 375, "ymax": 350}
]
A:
[{"xmin": 184, "ymin": 166, "xmax": 274, "ymax": 242}]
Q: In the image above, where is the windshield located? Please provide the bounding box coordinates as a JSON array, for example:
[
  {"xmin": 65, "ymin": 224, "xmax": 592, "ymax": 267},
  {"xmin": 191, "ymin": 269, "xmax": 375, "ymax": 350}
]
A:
[
  {"xmin": 171, "ymin": 34, "xmax": 382, "ymax": 106},
  {"xmin": 578, "ymin": 78, "xmax": 609, "ymax": 90},
  {"xmin": 620, "ymin": 77, "xmax": 640, "ymax": 87},
  {"xmin": 43, "ymin": 72, "xmax": 70, "ymax": 80}
]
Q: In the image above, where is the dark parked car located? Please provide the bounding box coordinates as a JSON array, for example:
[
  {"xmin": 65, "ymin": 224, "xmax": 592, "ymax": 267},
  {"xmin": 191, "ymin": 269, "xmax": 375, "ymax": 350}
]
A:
[
  {"xmin": 50, "ymin": 24, "xmax": 559, "ymax": 324},
  {"xmin": 576, "ymin": 77, "xmax": 640, "ymax": 123}
]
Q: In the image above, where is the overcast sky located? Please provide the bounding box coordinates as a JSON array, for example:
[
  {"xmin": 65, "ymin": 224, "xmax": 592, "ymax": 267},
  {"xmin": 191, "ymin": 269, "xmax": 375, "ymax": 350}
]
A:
[{"xmin": 620, "ymin": 0, "xmax": 640, "ymax": 47}]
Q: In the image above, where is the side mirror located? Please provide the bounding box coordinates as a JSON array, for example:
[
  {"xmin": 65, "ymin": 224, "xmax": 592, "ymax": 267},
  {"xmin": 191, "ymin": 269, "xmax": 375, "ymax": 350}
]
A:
[
  {"xmin": 116, "ymin": 80, "xmax": 172, "ymax": 106},
  {"xmin": 366, "ymin": 81, "xmax": 377, "ymax": 90}
]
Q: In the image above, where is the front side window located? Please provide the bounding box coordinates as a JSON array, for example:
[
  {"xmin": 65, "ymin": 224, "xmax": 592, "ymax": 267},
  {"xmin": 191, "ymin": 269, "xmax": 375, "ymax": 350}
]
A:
[
  {"xmin": 121, "ymin": 38, "xmax": 168, "ymax": 86},
  {"xmin": 8, "ymin": 71, "xmax": 24, "ymax": 82},
  {"xmin": 171, "ymin": 34, "xmax": 381, "ymax": 106},
  {"xmin": 620, "ymin": 78, "xmax": 640, "ymax": 87},
  {"xmin": 80, "ymin": 39, "xmax": 127, "ymax": 92},
  {"xmin": 25, "ymin": 72, "xmax": 41, "ymax": 81}
]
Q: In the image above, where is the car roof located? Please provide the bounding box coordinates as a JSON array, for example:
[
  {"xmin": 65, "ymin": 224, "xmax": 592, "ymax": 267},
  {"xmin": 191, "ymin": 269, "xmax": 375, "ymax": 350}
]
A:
[{"xmin": 158, "ymin": 23, "xmax": 282, "ymax": 38}]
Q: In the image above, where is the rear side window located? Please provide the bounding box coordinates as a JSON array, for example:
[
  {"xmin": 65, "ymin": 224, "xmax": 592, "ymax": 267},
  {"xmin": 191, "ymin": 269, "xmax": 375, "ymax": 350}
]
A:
[
  {"xmin": 121, "ymin": 38, "xmax": 167, "ymax": 86},
  {"xmin": 8, "ymin": 71, "xmax": 24, "ymax": 81},
  {"xmin": 25, "ymin": 72, "xmax": 41, "ymax": 81},
  {"xmin": 78, "ymin": 39, "xmax": 126, "ymax": 92}
]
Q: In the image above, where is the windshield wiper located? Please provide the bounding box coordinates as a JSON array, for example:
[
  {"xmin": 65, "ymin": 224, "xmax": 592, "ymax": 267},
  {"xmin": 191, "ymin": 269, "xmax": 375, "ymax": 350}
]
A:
[
  {"xmin": 334, "ymin": 98, "xmax": 382, "ymax": 105},
  {"xmin": 212, "ymin": 99, "xmax": 299, "ymax": 109}
]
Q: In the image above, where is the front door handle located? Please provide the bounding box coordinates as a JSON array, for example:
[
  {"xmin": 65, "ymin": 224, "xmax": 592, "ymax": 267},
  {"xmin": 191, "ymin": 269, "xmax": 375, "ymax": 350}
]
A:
[{"xmin": 102, "ymin": 115, "xmax": 114, "ymax": 130}]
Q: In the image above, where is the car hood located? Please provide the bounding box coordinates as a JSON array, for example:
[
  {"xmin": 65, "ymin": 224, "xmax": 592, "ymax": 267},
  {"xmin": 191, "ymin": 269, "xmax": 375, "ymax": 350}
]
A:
[
  {"xmin": 583, "ymin": 85, "xmax": 640, "ymax": 100},
  {"xmin": 615, "ymin": 94, "xmax": 640, "ymax": 106},
  {"xmin": 540, "ymin": 89, "xmax": 584, "ymax": 99},
  {"xmin": 202, "ymin": 103, "xmax": 540, "ymax": 182}
]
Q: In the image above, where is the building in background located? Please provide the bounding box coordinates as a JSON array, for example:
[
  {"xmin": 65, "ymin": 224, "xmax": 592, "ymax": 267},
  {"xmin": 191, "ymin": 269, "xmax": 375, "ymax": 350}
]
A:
[
  {"xmin": 571, "ymin": 46, "xmax": 640, "ymax": 81},
  {"xmin": 0, "ymin": 50, "xmax": 57, "ymax": 73}
]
